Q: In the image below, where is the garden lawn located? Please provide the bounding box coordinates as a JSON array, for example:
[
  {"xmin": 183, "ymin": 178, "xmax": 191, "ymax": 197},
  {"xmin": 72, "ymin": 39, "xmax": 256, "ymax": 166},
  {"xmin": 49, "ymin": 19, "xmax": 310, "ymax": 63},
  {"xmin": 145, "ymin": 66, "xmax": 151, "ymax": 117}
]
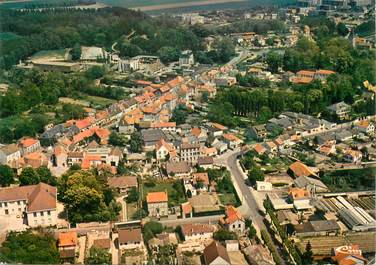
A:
[{"xmin": 141, "ymin": 180, "xmax": 187, "ymax": 207}]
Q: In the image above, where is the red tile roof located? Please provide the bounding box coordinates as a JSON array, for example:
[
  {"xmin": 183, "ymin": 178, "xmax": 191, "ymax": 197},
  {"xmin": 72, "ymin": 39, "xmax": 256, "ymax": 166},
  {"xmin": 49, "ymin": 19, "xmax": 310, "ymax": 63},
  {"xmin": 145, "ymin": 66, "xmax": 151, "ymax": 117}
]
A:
[
  {"xmin": 58, "ymin": 232, "xmax": 78, "ymax": 247},
  {"xmin": 146, "ymin": 191, "xmax": 168, "ymax": 203}
]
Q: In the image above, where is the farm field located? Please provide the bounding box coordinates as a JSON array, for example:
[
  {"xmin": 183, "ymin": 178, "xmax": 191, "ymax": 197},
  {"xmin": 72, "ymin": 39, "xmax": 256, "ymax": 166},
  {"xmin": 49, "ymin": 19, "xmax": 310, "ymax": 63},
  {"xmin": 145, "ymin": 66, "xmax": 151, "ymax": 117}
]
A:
[{"xmin": 297, "ymin": 232, "xmax": 376, "ymax": 257}]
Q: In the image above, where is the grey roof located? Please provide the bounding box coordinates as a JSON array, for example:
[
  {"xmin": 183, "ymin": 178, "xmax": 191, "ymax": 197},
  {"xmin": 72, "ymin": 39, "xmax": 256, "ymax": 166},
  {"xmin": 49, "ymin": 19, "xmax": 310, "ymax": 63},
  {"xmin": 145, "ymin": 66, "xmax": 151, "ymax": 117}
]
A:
[
  {"xmin": 294, "ymin": 176, "xmax": 328, "ymax": 190},
  {"xmin": 141, "ymin": 129, "xmax": 166, "ymax": 144},
  {"xmin": 166, "ymin": 161, "xmax": 191, "ymax": 174},
  {"xmin": 335, "ymin": 130, "xmax": 353, "ymax": 141},
  {"xmin": 41, "ymin": 124, "xmax": 66, "ymax": 139},
  {"xmin": 0, "ymin": 144, "xmax": 19, "ymax": 155},
  {"xmin": 327, "ymin": 101, "xmax": 350, "ymax": 112},
  {"xmin": 295, "ymin": 220, "xmax": 339, "ymax": 233}
]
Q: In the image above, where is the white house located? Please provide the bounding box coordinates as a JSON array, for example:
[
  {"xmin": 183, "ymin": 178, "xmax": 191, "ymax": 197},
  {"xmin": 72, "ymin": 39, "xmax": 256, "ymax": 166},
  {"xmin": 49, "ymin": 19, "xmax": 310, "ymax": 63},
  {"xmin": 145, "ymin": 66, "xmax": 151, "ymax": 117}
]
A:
[{"xmin": 0, "ymin": 144, "xmax": 21, "ymax": 166}]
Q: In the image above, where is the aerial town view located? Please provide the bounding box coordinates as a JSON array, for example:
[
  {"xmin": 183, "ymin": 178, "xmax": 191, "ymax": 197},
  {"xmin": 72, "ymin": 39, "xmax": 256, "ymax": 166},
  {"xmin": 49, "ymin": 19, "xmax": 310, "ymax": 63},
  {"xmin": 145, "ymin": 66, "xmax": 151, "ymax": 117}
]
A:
[{"xmin": 0, "ymin": 0, "xmax": 375, "ymax": 264}]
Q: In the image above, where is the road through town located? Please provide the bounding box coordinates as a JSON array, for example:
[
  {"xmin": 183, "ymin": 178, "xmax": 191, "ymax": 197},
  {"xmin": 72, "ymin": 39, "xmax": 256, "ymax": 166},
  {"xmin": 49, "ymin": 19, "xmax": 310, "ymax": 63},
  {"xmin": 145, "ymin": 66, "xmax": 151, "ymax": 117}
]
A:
[{"xmin": 215, "ymin": 149, "xmax": 286, "ymax": 264}]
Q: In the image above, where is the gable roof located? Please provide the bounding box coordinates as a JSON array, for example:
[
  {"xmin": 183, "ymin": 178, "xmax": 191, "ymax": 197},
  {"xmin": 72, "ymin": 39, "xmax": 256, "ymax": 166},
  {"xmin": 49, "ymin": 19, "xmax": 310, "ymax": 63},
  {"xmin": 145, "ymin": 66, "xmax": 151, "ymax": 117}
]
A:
[
  {"xmin": 181, "ymin": 223, "xmax": 214, "ymax": 237},
  {"xmin": 146, "ymin": 191, "xmax": 168, "ymax": 203},
  {"xmin": 166, "ymin": 161, "xmax": 191, "ymax": 175},
  {"xmin": 118, "ymin": 228, "xmax": 142, "ymax": 244},
  {"xmin": 222, "ymin": 205, "xmax": 244, "ymax": 224},
  {"xmin": 0, "ymin": 144, "xmax": 19, "ymax": 155},
  {"xmin": 289, "ymin": 161, "xmax": 317, "ymax": 178},
  {"xmin": 108, "ymin": 176, "xmax": 138, "ymax": 188},
  {"xmin": 58, "ymin": 231, "xmax": 78, "ymax": 247},
  {"xmin": 203, "ymin": 241, "xmax": 231, "ymax": 265}
]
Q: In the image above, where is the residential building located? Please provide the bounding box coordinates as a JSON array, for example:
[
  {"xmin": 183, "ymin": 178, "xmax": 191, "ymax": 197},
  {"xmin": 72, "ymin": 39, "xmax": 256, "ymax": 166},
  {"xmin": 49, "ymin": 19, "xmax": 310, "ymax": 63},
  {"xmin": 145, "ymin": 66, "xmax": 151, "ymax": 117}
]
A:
[
  {"xmin": 179, "ymin": 142, "xmax": 201, "ymax": 163},
  {"xmin": 327, "ymin": 102, "xmax": 351, "ymax": 120},
  {"xmin": 108, "ymin": 176, "xmax": 138, "ymax": 194},
  {"xmin": 179, "ymin": 50, "xmax": 195, "ymax": 67},
  {"xmin": 220, "ymin": 206, "xmax": 246, "ymax": 235},
  {"xmin": 197, "ymin": 156, "xmax": 214, "ymax": 169},
  {"xmin": 166, "ymin": 161, "xmax": 191, "ymax": 177},
  {"xmin": 293, "ymin": 220, "xmax": 340, "ymax": 237},
  {"xmin": 249, "ymin": 124, "xmax": 268, "ymax": 140},
  {"xmin": 146, "ymin": 191, "xmax": 168, "ymax": 217},
  {"xmin": 203, "ymin": 241, "xmax": 231, "ymax": 265},
  {"xmin": 288, "ymin": 161, "xmax": 318, "ymax": 178},
  {"xmin": 343, "ymin": 149, "xmax": 363, "ymax": 163},
  {"xmin": 180, "ymin": 223, "xmax": 214, "ymax": 241},
  {"xmin": 0, "ymin": 183, "xmax": 57, "ymax": 228},
  {"xmin": 58, "ymin": 231, "xmax": 78, "ymax": 262},
  {"xmin": 118, "ymin": 228, "xmax": 143, "ymax": 250},
  {"xmin": 141, "ymin": 129, "xmax": 167, "ymax": 149},
  {"xmin": 0, "ymin": 144, "xmax": 21, "ymax": 166},
  {"xmin": 222, "ymin": 134, "xmax": 242, "ymax": 150},
  {"xmin": 155, "ymin": 139, "xmax": 177, "ymax": 161},
  {"xmin": 356, "ymin": 120, "xmax": 375, "ymax": 135},
  {"xmin": 18, "ymin": 137, "xmax": 41, "ymax": 155}
]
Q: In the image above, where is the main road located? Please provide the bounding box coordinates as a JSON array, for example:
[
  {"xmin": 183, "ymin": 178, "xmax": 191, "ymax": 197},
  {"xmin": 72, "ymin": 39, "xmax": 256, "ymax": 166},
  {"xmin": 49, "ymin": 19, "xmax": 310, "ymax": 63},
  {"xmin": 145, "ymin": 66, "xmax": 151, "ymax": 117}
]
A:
[{"xmin": 215, "ymin": 149, "xmax": 286, "ymax": 264}]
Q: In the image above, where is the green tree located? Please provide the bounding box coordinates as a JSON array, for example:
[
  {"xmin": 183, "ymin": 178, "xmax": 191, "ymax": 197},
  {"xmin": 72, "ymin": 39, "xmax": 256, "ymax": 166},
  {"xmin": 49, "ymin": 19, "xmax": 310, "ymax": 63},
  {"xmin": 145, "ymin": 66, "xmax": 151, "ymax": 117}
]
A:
[
  {"xmin": 85, "ymin": 246, "xmax": 111, "ymax": 265},
  {"xmin": 71, "ymin": 43, "xmax": 81, "ymax": 61},
  {"xmin": 19, "ymin": 167, "xmax": 40, "ymax": 186},
  {"xmin": 266, "ymin": 51, "xmax": 283, "ymax": 73},
  {"xmin": 171, "ymin": 104, "xmax": 189, "ymax": 125},
  {"xmin": 157, "ymin": 46, "xmax": 181, "ymax": 64},
  {"xmin": 213, "ymin": 229, "xmax": 237, "ymax": 241},
  {"xmin": 126, "ymin": 186, "xmax": 139, "ymax": 203},
  {"xmin": 301, "ymin": 241, "xmax": 313, "ymax": 265},
  {"xmin": 292, "ymin": 101, "xmax": 304, "ymax": 113},
  {"xmin": 337, "ymin": 22, "xmax": 349, "ymax": 36},
  {"xmin": 0, "ymin": 165, "xmax": 15, "ymax": 187},
  {"xmin": 0, "ymin": 229, "xmax": 59, "ymax": 264},
  {"xmin": 129, "ymin": 131, "xmax": 143, "ymax": 153},
  {"xmin": 58, "ymin": 170, "xmax": 120, "ymax": 223},
  {"xmin": 109, "ymin": 132, "xmax": 126, "ymax": 147},
  {"xmin": 142, "ymin": 221, "xmax": 164, "ymax": 242},
  {"xmin": 248, "ymin": 166, "xmax": 264, "ymax": 185}
]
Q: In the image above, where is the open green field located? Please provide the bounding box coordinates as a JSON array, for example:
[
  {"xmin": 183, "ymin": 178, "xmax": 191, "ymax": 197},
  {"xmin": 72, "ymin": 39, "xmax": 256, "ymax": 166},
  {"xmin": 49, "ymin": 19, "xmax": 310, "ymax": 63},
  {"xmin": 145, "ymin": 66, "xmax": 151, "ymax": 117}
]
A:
[
  {"xmin": 85, "ymin": 95, "xmax": 116, "ymax": 108},
  {"xmin": 141, "ymin": 179, "xmax": 187, "ymax": 207},
  {"xmin": 30, "ymin": 49, "xmax": 68, "ymax": 60},
  {"xmin": 0, "ymin": 32, "xmax": 20, "ymax": 41}
]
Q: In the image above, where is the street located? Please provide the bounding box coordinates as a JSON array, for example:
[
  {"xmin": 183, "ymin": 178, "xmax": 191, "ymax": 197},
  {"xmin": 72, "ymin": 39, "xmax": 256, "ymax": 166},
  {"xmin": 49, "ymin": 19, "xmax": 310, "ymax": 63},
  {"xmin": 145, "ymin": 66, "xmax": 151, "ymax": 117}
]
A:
[{"xmin": 215, "ymin": 149, "xmax": 286, "ymax": 264}]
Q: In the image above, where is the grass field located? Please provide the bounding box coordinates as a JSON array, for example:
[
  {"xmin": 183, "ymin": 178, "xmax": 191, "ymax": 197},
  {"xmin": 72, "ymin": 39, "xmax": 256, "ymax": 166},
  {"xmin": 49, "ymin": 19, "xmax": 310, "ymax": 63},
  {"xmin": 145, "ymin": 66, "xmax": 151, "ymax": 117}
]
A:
[
  {"xmin": 0, "ymin": 32, "xmax": 20, "ymax": 41},
  {"xmin": 30, "ymin": 49, "xmax": 68, "ymax": 60},
  {"xmin": 141, "ymin": 180, "xmax": 187, "ymax": 207},
  {"xmin": 218, "ymin": 193, "xmax": 238, "ymax": 206},
  {"xmin": 85, "ymin": 95, "xmax": 116, "ymax": 108}
]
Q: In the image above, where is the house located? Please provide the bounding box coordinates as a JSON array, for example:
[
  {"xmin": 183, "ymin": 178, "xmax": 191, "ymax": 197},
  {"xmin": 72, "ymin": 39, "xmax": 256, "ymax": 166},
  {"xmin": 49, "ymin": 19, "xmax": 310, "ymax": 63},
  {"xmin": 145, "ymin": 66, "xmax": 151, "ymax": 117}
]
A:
[
  {"xmin": 318, "ymin": 144, "xmax": 336, "ymax": 156},
  {"xmin": 332, "ymin": 245, "xmax": 366, "ymax": 265},
  {"xmin": 294, "ymin": 176, "xmax": 328, "ymax": 193},
  {"xmin": 166, "ymin": 161, "xmax": 191, "ymax": 177},
  {"xmin": 18, "ymin": 137, "xmax": 41, "ymax": 155},
  {"xmin": 180, "ymin": 223, "xmax": 214, "ymax": 241},
  {"xmin": 23, "ymin": 152, "xmax": 49, "ymax": 168},
  {"xmin": 355, "ymin": 120, "xmax": 375, "ymax": 135},
  {"xmin": 0, "ymin": 144, "xmax": 21, "ymax": 166},
  {"xmin": 222, "ymin": 134, "xmax": 242, "ymax": 150},
  {"xmin": 146, "ymin": 191, "xmax": 168, "ymax": 217},
  {"xmin": 256, "ymin": 181, "xmax": 273, "ymax": 191},
  {"xmin": 53, "ymin": 145, "xmax": 68, "ymax": 168},
  {"xmin": 179, "ymin": 50, "xmax": 195, "ymax": 67},
  {"xmin": 58, "ymin": 231, "xmax": 78, "ymax": 262},
  {"xmin": 179, "ymin": 142, "xmax": 201, "ymax": 164},
  {"xmin": 155, "ymin": 139, "xmax": 177, "ymax": 161},
  {"xmin": 288, "ymin": 187, "xmax": 313, "ymax": 211},
  {"xmin": 264, "ymin": 141, "xmax": 277, "ymax": 154},
  {"xmin": 335, "ymin": 130, "xmax": 353, "ymax": 142},
  {"xmin": 148, "ymin": 232, "xmax": 178, "ymax": 252},
  {"xmin": 327, "ymin": 102, "xmax": 351, "ymax": 120},
  {"xmin": 288, "ymin": 161, "xmax": 317, "ymax": 178},
  {"xmin": 118, "ymin": 228, "xmax": 143, "ymax": 250},
  {"xmin": 249, "ymin": 124, "xmax": 268, "ymax": 140},
  {"xmin": 67, "ymin": 152, "xmax": 84, "ymax": 166},
  {"xmin": 201, "ymin": 146, "xmax": 217, "ymax": 157},
  {"xmin": 0, "ymin": 183, "xmax": 57, "ymax": 227},
  {"xmin": 343, "ymin": 149, "xmax": 363, "ymax": 163},
  {"xmin": 184, "ymin": 172, "xmax": 210, "ymax": 196},
  {"xmin": 209, "ymin": 123, "xmax": 226, "ymax": 137},
  {"xmin": 141, "ymin": 129, "xmax": 167, "ymax": 149},
  {"xmin": 197, "ymin": 156, "xmax": 214, "ymax": 169},
  {"xmin": 203, "ymin": 241, "xmax": 231, "ymax": 265},
  {"xmin": 108, "ymin": 176, "xmax": 138, "ymax": 194},
  {"xmin": 212, "ymin": 141, "xmax": 228, "ymax": 155},
  {"xmin": 220, "ymin": 205, "xmax": 246, "ymax": 235},
  {"xmin": 293, "ymin": 220, "xmax": 340, "ymax": 237},
  {"xmin": 253, "ymin": 143, "xmax": 267, "ymax": 156}
]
